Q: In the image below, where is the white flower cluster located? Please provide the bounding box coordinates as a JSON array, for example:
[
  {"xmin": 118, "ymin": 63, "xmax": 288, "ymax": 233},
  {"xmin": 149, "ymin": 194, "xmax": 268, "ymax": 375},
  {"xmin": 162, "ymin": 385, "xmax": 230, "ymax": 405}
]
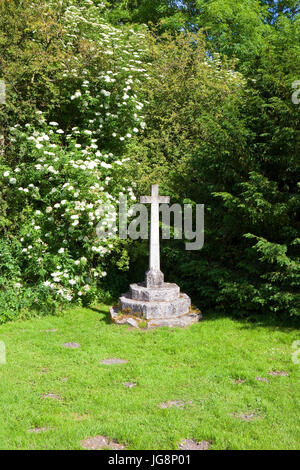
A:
[{"xmin": 1, "ymin": 0, "xmax": 145, "ymax": 304}]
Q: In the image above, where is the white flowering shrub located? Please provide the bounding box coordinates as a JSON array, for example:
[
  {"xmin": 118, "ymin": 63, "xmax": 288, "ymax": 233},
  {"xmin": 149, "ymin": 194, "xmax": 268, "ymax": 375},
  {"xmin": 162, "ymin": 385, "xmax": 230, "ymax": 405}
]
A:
[{"xmin": 0, "ymin": 0, "xmax": 149, "ymax": 320}]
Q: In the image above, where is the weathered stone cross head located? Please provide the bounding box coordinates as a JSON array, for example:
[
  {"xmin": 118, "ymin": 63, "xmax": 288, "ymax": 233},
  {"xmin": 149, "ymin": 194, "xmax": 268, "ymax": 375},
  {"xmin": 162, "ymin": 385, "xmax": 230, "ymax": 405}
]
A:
[{"xmin": 140, "ymin": 184, "xmax": 170, "ymax": 288}]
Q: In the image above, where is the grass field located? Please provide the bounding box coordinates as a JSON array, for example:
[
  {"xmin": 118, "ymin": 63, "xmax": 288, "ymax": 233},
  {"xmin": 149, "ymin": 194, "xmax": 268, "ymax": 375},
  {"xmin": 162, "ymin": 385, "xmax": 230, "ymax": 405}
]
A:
[{"xmin": 0, "ymin": 305, "xmax": 299, "ymax": 450}]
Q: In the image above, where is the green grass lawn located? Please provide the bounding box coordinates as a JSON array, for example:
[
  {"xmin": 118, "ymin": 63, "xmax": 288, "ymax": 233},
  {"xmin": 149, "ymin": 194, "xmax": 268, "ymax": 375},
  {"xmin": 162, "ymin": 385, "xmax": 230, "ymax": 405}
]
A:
[{"xmin": 0, "ymin": 305, "xmax": 299, "ymax": 450}]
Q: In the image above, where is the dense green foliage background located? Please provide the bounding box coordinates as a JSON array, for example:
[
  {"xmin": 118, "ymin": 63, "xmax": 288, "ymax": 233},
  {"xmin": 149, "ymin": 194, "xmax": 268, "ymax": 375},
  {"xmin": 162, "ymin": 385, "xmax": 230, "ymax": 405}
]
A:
[{"xmin": 0, "ymin": 0, "xmax": 299, "ymax": 321}]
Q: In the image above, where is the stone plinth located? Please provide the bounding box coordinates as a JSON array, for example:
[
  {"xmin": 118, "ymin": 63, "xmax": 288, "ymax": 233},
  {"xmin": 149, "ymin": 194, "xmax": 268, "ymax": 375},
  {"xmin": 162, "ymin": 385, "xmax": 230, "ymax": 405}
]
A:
[
  {"xmin": 109, "ymin": 184, "xmax": 202, "ymax": 329},
  {"xmin": 145, "ymin": 269, "xmax": 164, "ymax": 287},
  {"xmin": 130, "ymin": 283, "xmax": 180, "ymax": 302},
  {"xmin": 120, "ymin": 291, "xmax": 191, "ymax": 319},
  {"xmin": 110, "ymin": 282, "xmax": 201, "ymax": 329}
]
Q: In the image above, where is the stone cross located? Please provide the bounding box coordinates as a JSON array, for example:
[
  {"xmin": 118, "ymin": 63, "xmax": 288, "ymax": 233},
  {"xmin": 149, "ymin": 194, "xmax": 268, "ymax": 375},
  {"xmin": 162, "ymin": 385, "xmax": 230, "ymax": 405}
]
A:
[
  {"xmin": 110, "ymin": 184, "xmax": 200, "ymax": 328},
  {"xmin": 140, "ymin": 184, "xmax": 170, "ymax": 287}
]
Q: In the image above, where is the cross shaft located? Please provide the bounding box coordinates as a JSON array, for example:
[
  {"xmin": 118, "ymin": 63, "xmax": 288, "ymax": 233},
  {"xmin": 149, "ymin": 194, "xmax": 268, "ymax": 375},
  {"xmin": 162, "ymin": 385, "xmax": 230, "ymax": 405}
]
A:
[{"xmin": 140, "ymin": 184, "xmax": 170, "ymax": 287}]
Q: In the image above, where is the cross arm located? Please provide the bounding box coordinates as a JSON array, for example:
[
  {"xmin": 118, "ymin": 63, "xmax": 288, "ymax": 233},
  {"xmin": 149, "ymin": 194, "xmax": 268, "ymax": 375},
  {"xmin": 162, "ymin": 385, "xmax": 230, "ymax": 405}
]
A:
[
  {"xmin": 140, "ymin": 196, "xmax": 152, "ymax": 203},
  {"xmin": 140, "ymin": 196, "xmax": 170, "ymax": 204},
  {"xmin": 158, "ymin": 196, "xmax": 170, "ymax": 204}
]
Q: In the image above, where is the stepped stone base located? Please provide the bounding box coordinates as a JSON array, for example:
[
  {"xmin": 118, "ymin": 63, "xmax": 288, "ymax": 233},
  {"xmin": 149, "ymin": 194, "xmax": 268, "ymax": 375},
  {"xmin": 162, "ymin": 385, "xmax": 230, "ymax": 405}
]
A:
[
  {"xmin": 148, "ymin": 313, "xmax": 200, "ymax": 328},
  {"xmin": 130, "ymin": 283, "xmax": 180, "ymax": 302},
  {"xmin": 110, "ymin": 282, "xmax": 201, "ymax": 329},
  {"xmin": 120, "ymin": 292, "xmax": 191, "ymax": 319}
]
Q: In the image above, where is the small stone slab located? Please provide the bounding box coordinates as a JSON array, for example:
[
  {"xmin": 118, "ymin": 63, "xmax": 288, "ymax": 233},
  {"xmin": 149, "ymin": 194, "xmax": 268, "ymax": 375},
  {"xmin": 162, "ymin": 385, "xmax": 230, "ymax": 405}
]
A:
[
  {"xmin": 255, "ymin": 376, "xmax": 270, "ymax": 383},
  {"xmin": 81, "ymin": 435, "xmax": 125, "ymax": 450},
  {"xmin": 44, "ymin": 329, "xmax": 58, "ymax": 333},
  {"xmin": 127, "ymin": 318, "xmax": 139, "ymax": 328},
  {"xmin": 230, "ymin": 412, "xmax": 260, "ymax": 422},
  {"xmin": 73, "ymin": 413, "xmax": 89, "ymax": 421},
  {"xmin": 179, "ymin": 439, "xmax": 212, "ymax": 450},
  {"xmin": 41, "ymin": 393, "xmax": 62, "ymax": 400},
  {"xmin": 233, "ymin": 379, "xmax": 246, "ymax": 384},
  {"xmin": 160, "ymin": 400, "xmax": 192, "ymax": 409},
  {"xmin": 268, "ymin": 371, "xmax": 289, "ymax": 376},
  {"xmin": 124, "ymin": 382, "xmax": 137, "ymax": 388},
  {"xmin": 100, "ymin": 358, "xmax": 128, "ymax": 365},
  {"xmin": 29, "ymin": 427, "xmax": 48, "ymax": 433},
  {"xmin": 62, "ymin": 342, "xmax": 81, "ymax": 349}
]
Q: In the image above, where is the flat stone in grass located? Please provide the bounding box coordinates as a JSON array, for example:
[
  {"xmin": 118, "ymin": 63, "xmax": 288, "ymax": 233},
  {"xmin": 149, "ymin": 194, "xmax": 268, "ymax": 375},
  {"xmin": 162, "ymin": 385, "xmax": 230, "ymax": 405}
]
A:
[
  {"xmin": 44, "ymin": 329, "xmax": 58, "ymax": 333},
  {"xmin": 179, "ymin": 439, "xmax": 212, "ymax": 450},
  {"xmin": 73, "ymin": 413, "xmax": 89, "ymax": 422},
  {"xmin": 256, "ymin": 376, "xmax": 270, "ymax": 383},
  {"xmin": 29, "ymin": 427, "xmax": 48, "ymax": 434},
  {"xmin": 62, "ymin": 342, "xmax": 81, "ymax": 349},
  {"xmin": 100, "ymin": 358, "xmax": 128, "ymax": 365},
  {"xmin": 124, "ymin": 382, "xmax": 137, "ymax": 388},
  {"xmin": 41, "ymin": 393, "xmax": 62, "ymax": 400},
  {"xmin": 233, "ymin": 379, "xmax": 246, "ymax": 384},
  {"xmin": 230, "ymin": 412, "xmax": 260, "ymax": 422},
  {"xmin": 160, "ymin": 400, "xmax": 192, "ymax": 409},
  {"xmin": 127, "ymin": 318, "xmax": 139, "ymax": 328},
  {"xmin": 268, "ymin": 371, "xmax": 289, "ymax": 376},
  {"xmin": 81, "ymin": 435, "xmax": 125, "ymax": 450}
]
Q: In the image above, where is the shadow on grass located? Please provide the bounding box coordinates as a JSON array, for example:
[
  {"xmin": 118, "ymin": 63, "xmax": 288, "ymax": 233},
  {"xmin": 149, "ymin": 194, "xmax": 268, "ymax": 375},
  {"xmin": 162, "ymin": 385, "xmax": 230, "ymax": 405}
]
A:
[
  {"xmin": 201, "ymin": 308, "xmax": 300, "ymax": 333},
  {"xmin": 89, "ymin": 305, "xmax": 113, "ymax": 325},
  {"xmin": 91, "ymin": 292, "xmax": 300, "ymax": 333}
]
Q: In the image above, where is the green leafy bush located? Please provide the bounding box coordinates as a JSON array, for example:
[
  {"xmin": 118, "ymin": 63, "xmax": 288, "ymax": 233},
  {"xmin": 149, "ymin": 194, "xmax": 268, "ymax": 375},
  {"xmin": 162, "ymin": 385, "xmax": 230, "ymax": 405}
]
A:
[
  {"xmin": 128, "ymin": 29, "xmax": 300, "ymax": 319},
  {"xmin": 0, "ymin": 0, "xmax": 148, "ymax": 320}
]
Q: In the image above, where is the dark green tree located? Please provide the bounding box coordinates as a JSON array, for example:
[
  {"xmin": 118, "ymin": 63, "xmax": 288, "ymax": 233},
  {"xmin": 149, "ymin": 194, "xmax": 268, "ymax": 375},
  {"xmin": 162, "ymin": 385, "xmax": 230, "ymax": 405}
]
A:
[{"xmin": 127, "ymin": 8, "xmax": 300, "ymax": 318}]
